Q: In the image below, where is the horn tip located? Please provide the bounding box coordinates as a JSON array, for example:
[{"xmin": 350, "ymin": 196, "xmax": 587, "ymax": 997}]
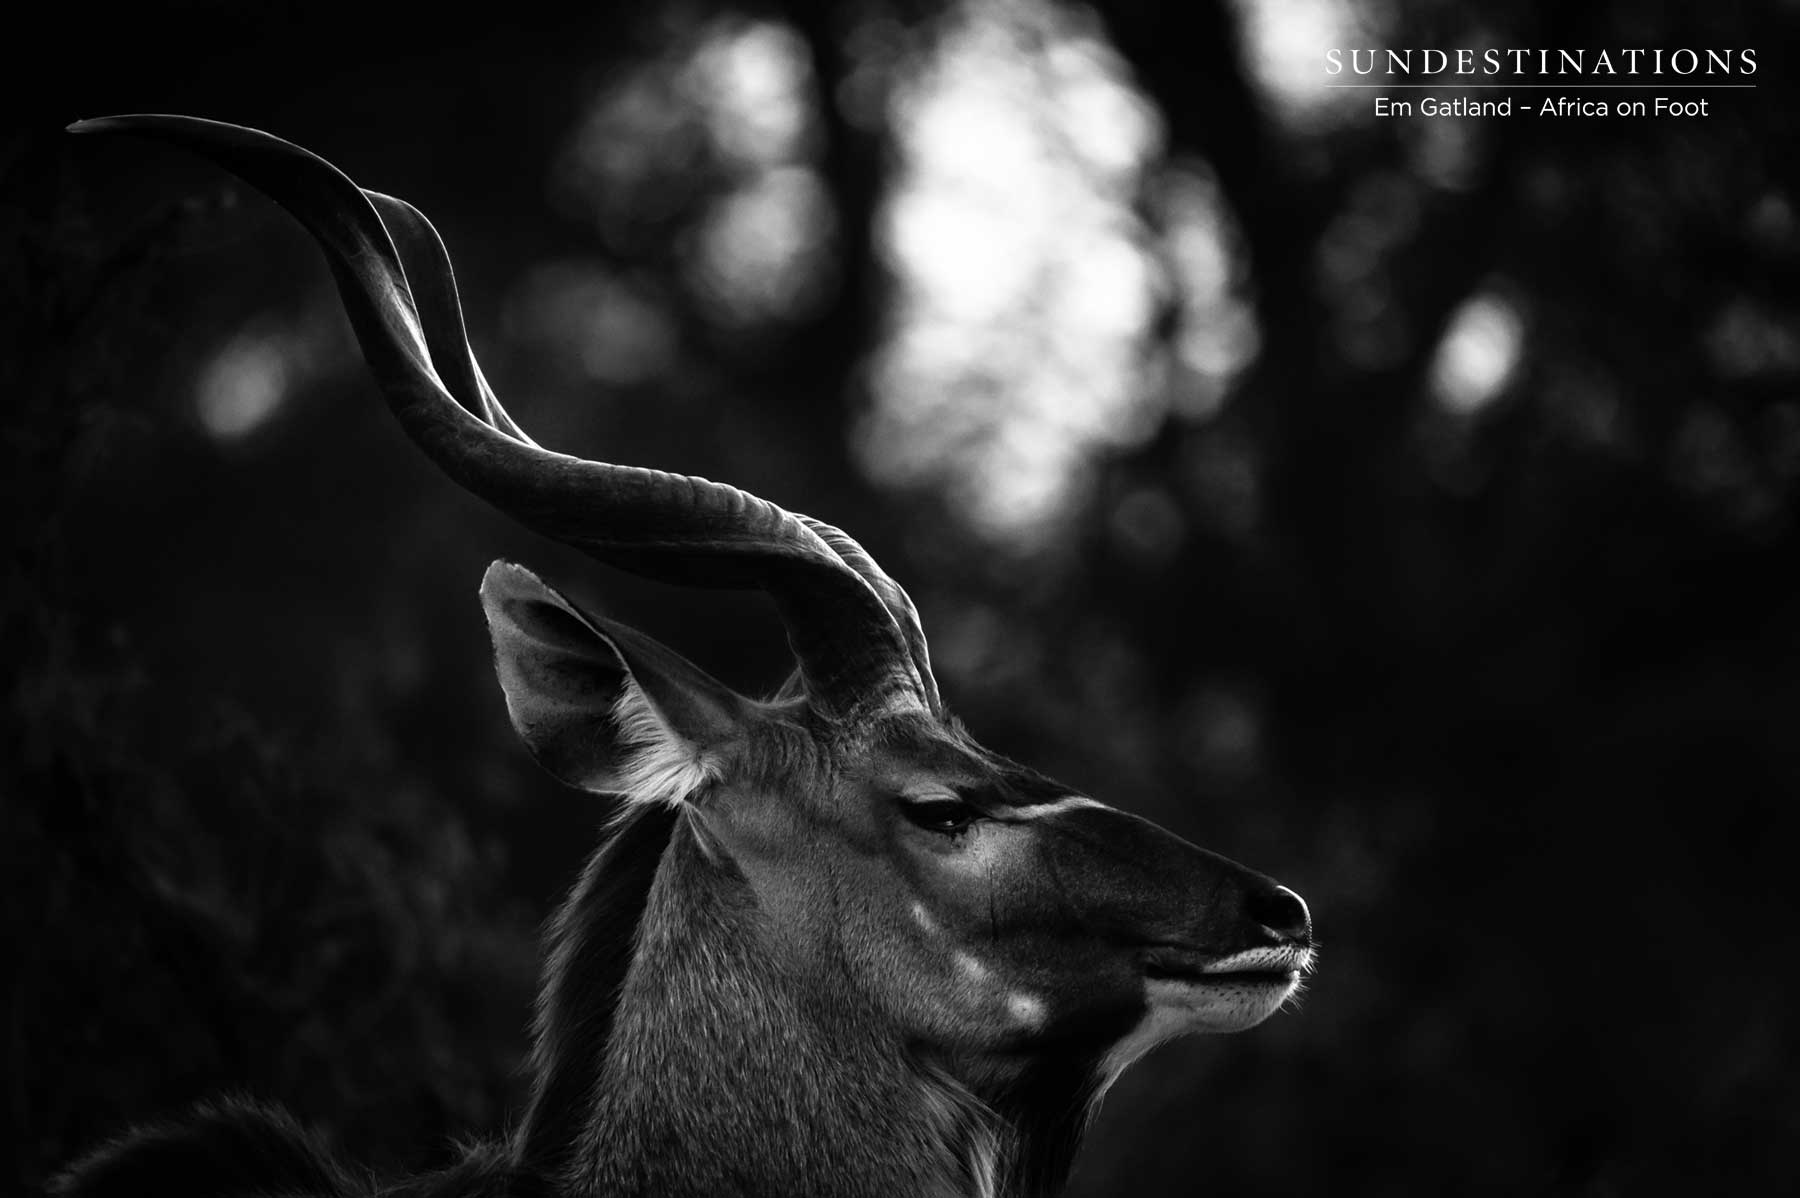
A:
[
  {"xmin": 67, "ymin": 114, "xmax": 233, "ymax": 139},
  {"xmin": 67, "ymin": 114, "xmax": 176, "ymax": 138}
]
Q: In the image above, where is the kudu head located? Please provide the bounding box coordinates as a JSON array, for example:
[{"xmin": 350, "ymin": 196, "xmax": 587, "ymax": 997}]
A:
[{"xmin": 71, "ymin": 116, "xmax": 1313, "ymax": 1197}]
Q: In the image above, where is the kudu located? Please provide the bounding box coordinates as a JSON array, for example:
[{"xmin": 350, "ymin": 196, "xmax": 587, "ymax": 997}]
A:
[{"xmin": 58, "ymin": 116, "xmax": 1314, "ymax": 1198}]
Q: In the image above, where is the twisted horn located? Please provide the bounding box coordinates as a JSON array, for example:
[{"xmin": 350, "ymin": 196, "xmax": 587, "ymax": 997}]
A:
[{"xmin": 71, "ymin": 114, "xmax": 940, "ymax": 719}]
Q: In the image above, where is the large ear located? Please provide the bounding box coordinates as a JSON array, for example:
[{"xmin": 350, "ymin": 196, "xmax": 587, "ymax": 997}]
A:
[{"xmin": 479, "ymin": 560, "xmax": 754, "ymax": 802}]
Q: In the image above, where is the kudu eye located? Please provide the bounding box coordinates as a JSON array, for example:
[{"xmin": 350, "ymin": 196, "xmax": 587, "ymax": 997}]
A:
[{"xmin": 900, "ymin": 794, "xmax": 980, "ymax": 836}]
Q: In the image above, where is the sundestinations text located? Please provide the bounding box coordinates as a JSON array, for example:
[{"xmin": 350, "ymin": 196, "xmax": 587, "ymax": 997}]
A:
[{"xmin": 1326, "ymin": 48, "xmax": 1755, "ymax": 78}]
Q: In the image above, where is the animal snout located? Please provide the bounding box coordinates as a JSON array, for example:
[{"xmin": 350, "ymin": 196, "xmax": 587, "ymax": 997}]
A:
[{"xmin": 1247, "ymin": 883, "xmax": 1311, "ymax": 945}]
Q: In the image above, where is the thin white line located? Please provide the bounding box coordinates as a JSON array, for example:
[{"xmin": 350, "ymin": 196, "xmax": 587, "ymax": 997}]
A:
[
  {"xmin": 1020, "ymin": 795, "xmax": 1104, "ymax": 817},
  {"xmin": 1326, "ymin": 84, "xmax": 1755, "ymax": 89}
]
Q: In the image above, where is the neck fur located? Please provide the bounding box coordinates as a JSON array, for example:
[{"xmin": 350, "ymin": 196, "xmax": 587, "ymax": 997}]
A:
[{"xmin": 521, "ymin": 811, "xmax": 1102, "ymax": 1198}]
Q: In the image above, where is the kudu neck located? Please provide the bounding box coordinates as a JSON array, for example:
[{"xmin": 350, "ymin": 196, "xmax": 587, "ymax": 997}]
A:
[{"xmin": 523, "ymin": 812, "xmax": 1095, "ymax": 1198}]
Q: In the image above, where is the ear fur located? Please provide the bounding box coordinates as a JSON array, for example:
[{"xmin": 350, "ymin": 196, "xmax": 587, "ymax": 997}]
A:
[{"xmin": 479, "ymin": 560, "xmax": 753, "ymax": 805}]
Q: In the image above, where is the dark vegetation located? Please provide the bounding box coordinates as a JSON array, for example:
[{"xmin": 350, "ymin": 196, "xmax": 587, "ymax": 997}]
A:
[{"xmin": 5, "ymin": 0, "xmax": 1798, "ymax": 1192}]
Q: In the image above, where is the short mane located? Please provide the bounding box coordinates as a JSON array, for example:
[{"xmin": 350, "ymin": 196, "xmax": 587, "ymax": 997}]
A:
[{"xmin": 514, "ymin": 801, "xmax": 680, "ymax": 1174}]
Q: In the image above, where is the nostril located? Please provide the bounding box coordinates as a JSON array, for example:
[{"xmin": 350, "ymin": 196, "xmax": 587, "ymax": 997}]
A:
[{"xmin": 1249, "ymin": 884, "xmax": 1311, "ymax": 943}]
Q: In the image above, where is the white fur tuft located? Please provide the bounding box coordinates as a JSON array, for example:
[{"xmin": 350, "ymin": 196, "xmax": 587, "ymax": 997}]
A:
[
  {"xmin": 610, "ymin": 680, "xmax": 719, "ymax": 809},
  {"xmin": 916, "ymin": 1064, "xmax": 1003, "ymax": 1198}
]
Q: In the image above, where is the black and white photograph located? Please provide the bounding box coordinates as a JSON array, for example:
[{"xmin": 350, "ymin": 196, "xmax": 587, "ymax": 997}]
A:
[{"xmin": 4, "ymin": 1, "xmax": 1793, "ymax": 1194}]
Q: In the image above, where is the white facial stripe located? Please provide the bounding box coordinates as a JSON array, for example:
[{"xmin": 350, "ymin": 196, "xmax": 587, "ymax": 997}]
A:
[
  {"xmin": 1006, "ymin": 992, "xmax": 1047, "ymax": 1029},
  {"xmin": 953, "ymin": 951, "xmax": 992, "ymax": 983},
  {"xmin": 1010, "ymin": 795, "xmax": 1104, "ymax": 819}
]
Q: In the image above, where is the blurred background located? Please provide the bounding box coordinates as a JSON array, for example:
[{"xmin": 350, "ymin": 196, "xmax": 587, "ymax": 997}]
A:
[{"xmin": 5, "ymin": 0, "xmax": 1798, "ymax": 1193}]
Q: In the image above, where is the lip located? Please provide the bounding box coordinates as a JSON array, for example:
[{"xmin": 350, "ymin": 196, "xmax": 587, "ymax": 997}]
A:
[{"xmin": 1142, "ymin": 943, "xmax": 1314, "ymax": 985}]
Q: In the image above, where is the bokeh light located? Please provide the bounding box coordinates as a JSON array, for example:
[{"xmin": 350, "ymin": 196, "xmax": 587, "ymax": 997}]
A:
[
  {"xmin": 194, "ymin": 315, "xmax": 335, "ymax": 441},
  {"xmin": 550, "ymin": 14, "xmax": 833, "ymax": 330},
  {"xmin": 1430, "ymin": 290, "xmax": 1524, "ymax": 414},
  {"xmin": 1231, "ymin": 0, "xmax": 1385, "ymax": 129},
  {"xmin": 861, "ymin": 0, "xmax": 1166, "ymax": 547}
]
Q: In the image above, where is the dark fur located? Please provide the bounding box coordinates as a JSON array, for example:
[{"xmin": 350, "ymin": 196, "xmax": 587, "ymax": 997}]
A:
[
  {"xmin": 50, "ymin": 1099, "xmax": 360, "ymax": 1198},
  {"xmin": 989, "ymin": 1056, "xmax": 1113, "ymax": 1197}
]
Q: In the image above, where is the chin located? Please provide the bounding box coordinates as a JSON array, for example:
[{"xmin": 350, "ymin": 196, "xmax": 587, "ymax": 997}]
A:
[{"xmin": 1098, "ymin": 946, "xmax": 1313, "ymax": 1086}]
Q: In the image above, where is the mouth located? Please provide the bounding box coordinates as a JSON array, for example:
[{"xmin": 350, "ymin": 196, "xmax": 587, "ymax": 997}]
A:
[
  {"xmin": 1142, "ymin": 943, "xmax": 1314, "ymax": 987},
  {"xmin": 1134, "ymin": 943, "xmax": 1314, "ymax": 1035}
]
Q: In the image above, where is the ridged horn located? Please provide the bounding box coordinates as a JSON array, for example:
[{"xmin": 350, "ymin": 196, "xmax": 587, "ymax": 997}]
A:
[{"xmin": 70, "ymin": 114, "xmax": 940, "ymax": 720}]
